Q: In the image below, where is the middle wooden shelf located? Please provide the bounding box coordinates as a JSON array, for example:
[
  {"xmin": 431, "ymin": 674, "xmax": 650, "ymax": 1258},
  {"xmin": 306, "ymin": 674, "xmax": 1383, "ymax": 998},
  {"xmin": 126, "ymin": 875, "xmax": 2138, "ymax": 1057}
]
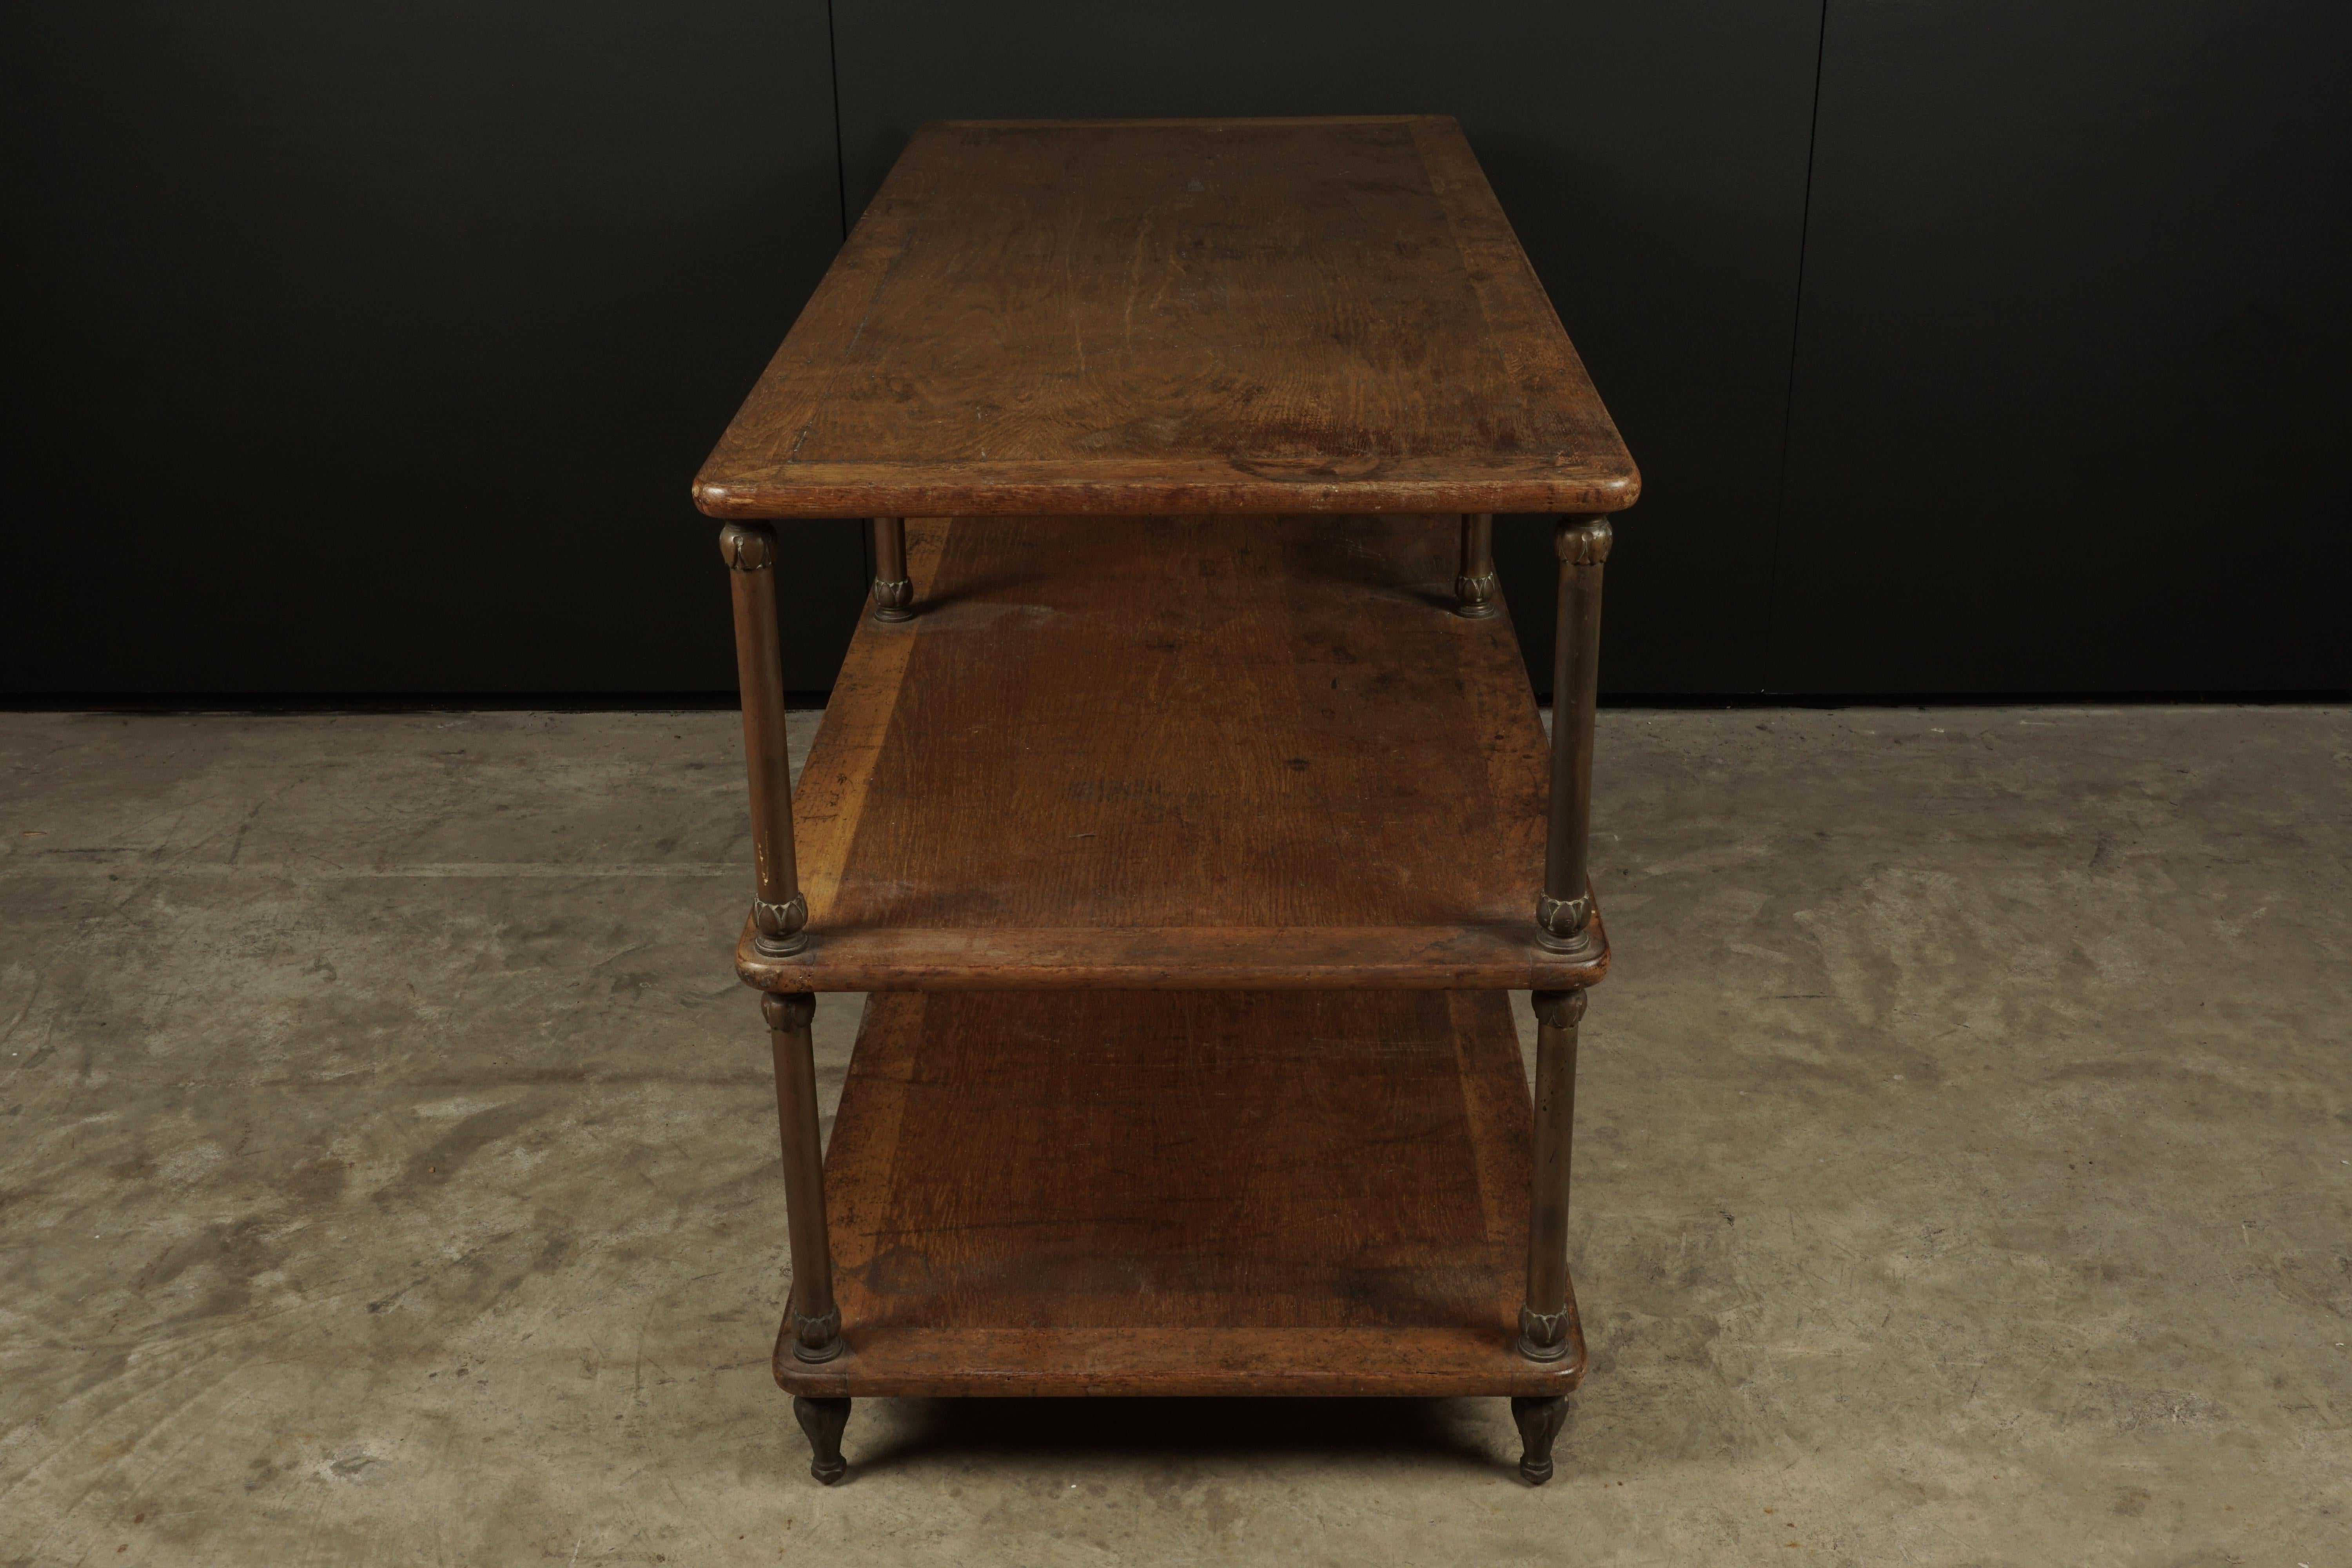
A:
[{"xmin": 737, "ymin": 515, "xmax": 1608, "ymax": 995}]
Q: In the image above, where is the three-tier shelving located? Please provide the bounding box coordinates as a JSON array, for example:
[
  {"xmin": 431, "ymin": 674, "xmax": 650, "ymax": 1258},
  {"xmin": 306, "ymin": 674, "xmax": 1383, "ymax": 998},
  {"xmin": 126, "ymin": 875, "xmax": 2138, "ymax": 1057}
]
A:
[{"xmin": 693, "ymin": 114, "xmax": 1637, "ymax": 1486}]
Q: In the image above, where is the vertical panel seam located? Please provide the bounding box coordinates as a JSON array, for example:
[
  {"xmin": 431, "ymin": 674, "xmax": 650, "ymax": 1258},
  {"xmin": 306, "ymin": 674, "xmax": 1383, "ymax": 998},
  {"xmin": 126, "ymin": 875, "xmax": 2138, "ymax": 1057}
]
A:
[
  {"xmin": 1762, "ymin": 0, "xmax": 1833, "ymax": 695},
  {"xmin": 826, "ymin": 0, "xmax": 849, "ymax": 239},
  {"xmin": 828, "ymin": 0, "xmax": 858, "ymax": 695}
]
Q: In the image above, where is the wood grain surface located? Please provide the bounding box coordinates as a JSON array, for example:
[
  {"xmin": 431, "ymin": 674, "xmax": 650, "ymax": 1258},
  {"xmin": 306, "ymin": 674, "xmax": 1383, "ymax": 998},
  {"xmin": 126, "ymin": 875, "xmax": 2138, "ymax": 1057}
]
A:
[
  {"xmin": 737, "ymin": 514, "xmax": 1609, "ymax": 992},
  {"xmin": 775, "ymin": 989, "xmax": 1586, "ymax": 1398},
  {"xmin": 694, "ymin": 116, "xmax": 1638, "ymax": 519}
]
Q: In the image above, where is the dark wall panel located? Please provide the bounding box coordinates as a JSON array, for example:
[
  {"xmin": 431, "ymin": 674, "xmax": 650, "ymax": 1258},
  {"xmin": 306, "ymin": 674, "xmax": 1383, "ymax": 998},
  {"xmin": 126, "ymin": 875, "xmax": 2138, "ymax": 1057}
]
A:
[
  {"xmin": 1773, "ymin": 0, "xmax": 2352, "ymax": 693},
  {"xmin": 830, "ymin": 0, "xmax": 1824, "ymax": 695},
  {"xmin": 1, "ymin": 1, "xmax": 861, "ymax": 695},
  {"xmin": 20, "ymin": 5, "xmax": 2327, "ymax": 699}
]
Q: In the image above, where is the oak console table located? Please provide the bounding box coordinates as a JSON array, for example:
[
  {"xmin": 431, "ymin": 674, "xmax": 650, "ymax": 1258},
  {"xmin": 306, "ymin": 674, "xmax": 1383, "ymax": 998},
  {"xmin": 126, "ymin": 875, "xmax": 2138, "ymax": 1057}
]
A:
[{"xmin": 692, "ymin": 116, "xmax": 1637, "ymax": 1486}]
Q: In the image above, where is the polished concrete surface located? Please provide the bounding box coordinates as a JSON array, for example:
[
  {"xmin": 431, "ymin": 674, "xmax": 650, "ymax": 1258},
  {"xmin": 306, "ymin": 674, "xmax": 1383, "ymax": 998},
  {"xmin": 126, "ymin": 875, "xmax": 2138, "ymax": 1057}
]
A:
[{"xmin": 2, "ymin": 706, "xmax": 2346, "ymax": 1566}]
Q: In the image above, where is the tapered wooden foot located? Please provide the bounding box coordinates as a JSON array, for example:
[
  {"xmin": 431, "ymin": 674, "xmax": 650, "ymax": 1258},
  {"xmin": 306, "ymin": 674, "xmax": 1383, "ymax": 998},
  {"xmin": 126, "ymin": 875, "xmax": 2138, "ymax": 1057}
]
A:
[
  {"xmin": 1511, "ymin": 1395, "xmax": 1568, "ymax": 1485},
  {"xmin": 793, "ymin": 1396, "xmax": 851, "ymax": 1484}
]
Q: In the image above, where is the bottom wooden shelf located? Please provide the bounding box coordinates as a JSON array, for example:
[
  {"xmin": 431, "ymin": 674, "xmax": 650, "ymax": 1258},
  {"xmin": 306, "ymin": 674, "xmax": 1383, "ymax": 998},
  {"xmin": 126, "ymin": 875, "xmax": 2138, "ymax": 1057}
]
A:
[{"xmin": 775, "ymin": 989, "xmax": 1585, "ymax": 1399}]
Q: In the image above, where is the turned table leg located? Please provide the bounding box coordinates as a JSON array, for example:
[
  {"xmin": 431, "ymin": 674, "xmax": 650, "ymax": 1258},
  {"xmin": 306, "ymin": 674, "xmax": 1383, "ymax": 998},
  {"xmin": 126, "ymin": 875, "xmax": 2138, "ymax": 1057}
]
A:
[
  {"xmin": 721, "ymin": 521, "xmax": 810, "ymax": 958},
  {"xmin": 793, "ymin": 1396, "xmax": 851, "ymax": 1485},
  {"xmin": 871, "ymin": 517, "xmax": 914, "ymax": 622},
  {"xmin": 1518, "ymin": 987, "xmax": 1583, "ymax": 1365},
  {"xmin": 1536, "ymin": 516, "xmax": 1610, "ymax": 957},
  {"xmin": 1455, "ymin": 512, "xmax": 1499, "ymax": 619},
  {"xmin": 1511, "ymin": 1395, "xmax": 1569, "ymax": 1485}
]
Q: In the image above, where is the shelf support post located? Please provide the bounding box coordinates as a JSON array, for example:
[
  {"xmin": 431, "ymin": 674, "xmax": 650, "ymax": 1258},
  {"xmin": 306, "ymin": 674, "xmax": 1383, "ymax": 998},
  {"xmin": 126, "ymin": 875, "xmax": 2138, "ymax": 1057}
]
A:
[
  {"xmin": 1537, "ymin": 515, "xmax": 1610, "ymax": 956},
  {"xmin": 1519, "ymin": 987, "xmax": 1583, "ymax": 1362},
  {"xmin": 721, "ymin": 521, "xmax": 809, "ymax": 958},
  {"xmin": 764, "ymin": 991, "xmax": 843, "ymax": 1364},
  {"xmin": 871, "ymin": 517, "xmax": 915, "ymax": 622},
  {"xmin": 1454, "ymin": 512, "xmax": 1499, "ymax": 618}
]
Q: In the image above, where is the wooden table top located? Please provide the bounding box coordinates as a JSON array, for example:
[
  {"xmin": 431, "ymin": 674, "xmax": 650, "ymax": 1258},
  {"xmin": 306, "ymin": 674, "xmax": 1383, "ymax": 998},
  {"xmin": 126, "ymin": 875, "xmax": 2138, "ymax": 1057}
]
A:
[
  {"xmin": 694, "ymin": 116, "xmax": 1638, "ymax": 519},
  {"xmin": 738, "ymin": 515, "xmax": 1608, "ymax": 993}
]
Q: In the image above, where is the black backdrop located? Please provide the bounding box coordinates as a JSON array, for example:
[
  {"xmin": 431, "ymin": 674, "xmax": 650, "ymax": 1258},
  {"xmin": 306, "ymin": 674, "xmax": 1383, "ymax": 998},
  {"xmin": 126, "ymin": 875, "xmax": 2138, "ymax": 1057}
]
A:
[{"xmin": 5, "ymin": 1, "xmax": 2346, "ymax": 699}]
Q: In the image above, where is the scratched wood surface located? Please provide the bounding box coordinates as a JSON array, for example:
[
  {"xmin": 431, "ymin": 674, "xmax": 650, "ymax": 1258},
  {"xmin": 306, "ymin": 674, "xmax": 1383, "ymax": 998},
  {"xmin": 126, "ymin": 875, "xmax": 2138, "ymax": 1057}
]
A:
[
  {"xmin": 775, "ymin": 989, "xmax": 1586, "ymax": 1398},
  {"xmin": 737, "ymin": 515, "xmax": 1609, "ymax": 993},
  {"xmin": 693, "ymin": 116, "xmax": 1638, "ymax": 519}
]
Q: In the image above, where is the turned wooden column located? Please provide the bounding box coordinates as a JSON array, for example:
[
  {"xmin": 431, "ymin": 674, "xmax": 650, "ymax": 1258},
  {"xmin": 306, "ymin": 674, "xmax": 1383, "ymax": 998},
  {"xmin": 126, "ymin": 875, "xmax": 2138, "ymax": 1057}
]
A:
[
  {"xmin": 1537, "ymin": 516, "xmax": 1610, "ymax": 957},
  {"xmin": 720, "ymin": 521, "xmax": 809, "ymax": 958},
  {"xmin": 1518, "ymin": 986, "xmax": 1584, "ymax": 1363},
  {"xmin": 1454, "ymin": 512, "xmax": 1499, "ymax": 618},
  {"xmin": 871, "ymin": 517, "xmax": 914, "ymax": 622},
  {"xmin": 765, "ymin": 991, "xmax": 842, "ymax": 1365}
]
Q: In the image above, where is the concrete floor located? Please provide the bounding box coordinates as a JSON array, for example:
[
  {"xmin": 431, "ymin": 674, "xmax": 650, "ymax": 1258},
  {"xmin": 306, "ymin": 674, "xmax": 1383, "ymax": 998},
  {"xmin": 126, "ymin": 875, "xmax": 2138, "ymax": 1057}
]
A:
[{"xmin": 2, "ymin": 706, "xmax": 2347, "ymax": 1567}]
